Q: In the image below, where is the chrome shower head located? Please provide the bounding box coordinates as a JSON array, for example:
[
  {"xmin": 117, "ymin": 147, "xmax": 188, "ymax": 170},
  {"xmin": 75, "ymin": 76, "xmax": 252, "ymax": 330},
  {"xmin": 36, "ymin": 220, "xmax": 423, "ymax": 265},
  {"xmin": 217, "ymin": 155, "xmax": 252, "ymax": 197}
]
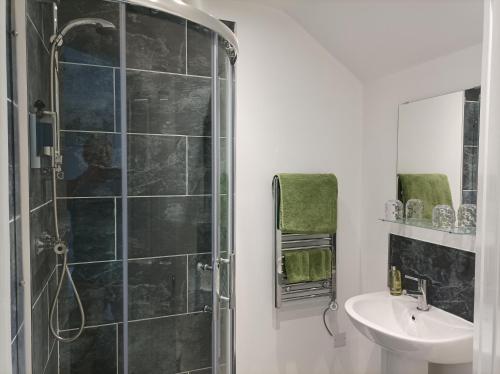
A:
[{"xmin": 51, "ymin": 18, "xmax": 116, "ymax": 47}]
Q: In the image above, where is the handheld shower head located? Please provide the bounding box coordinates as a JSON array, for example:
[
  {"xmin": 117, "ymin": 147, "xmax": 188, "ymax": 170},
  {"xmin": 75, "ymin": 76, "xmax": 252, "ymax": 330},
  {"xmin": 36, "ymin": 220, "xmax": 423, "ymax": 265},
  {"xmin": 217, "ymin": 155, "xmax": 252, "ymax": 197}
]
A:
[{"xmin": 51, "ymin": 18, "xmax": 116, "ymax": 47}]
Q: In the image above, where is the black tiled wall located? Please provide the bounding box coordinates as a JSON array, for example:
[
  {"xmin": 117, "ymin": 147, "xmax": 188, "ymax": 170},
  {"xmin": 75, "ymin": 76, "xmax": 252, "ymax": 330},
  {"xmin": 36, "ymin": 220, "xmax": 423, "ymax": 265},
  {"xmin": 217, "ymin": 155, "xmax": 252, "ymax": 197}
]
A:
[
  {"xmin": 7, "ymin": 0, "xmax": 25, "ymax": 372},
  {"xmin": 389, "ymin": 235, "xmax": 475, "ymax": 322},
  {"xmin": 52, "ymin": 2, "xmax": 232, "ymax": 373},
  {"xmin": 25, "ymin": 0, "xmax": 59, "ymax": 373},
  {"xmin": 462, "ymin": 87, "xmax": 481, "ymax": 205}
]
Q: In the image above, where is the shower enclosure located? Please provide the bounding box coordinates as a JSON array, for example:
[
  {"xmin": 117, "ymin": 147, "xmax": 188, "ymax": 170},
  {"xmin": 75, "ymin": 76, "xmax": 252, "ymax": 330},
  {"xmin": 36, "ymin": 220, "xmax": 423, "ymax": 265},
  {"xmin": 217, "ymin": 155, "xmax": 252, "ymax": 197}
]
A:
[{"xmin": 20, "ymin": 0, "xmax": 237, "ymax": 373}]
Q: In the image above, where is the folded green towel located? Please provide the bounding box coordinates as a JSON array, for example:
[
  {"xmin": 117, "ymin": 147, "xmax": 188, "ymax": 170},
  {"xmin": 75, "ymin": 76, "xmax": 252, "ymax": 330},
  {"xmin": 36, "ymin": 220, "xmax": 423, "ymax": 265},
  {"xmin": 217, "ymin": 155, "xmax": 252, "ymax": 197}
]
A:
[
  {"xmin": 309, "ymin": 248, "xmax": 332, "ymax": 281},
  {"xmin": 284, "ymin": 250, "xmax": 310, "ymax": 283},
  {"xmin": 398, "ymin": 174, "xmax": 453, "ymax": 220},
  {"xmin": 277, "ymin": 173, "xmax": 338, "ymax": 234}
]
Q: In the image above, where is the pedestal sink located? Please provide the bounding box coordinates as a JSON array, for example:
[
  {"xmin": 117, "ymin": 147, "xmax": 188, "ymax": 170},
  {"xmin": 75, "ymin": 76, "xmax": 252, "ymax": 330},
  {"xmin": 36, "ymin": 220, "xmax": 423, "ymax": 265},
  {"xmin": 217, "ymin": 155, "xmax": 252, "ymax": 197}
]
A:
[{"xmin": 345, "ymin": 291, "xmax": 473, "ymax": 364}]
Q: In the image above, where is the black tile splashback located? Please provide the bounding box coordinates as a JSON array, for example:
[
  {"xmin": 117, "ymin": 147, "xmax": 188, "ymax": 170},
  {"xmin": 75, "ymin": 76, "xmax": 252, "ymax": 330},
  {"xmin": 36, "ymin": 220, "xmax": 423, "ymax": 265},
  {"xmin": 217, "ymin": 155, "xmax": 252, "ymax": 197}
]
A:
[
  {"xmin": 127, "ymin": 134, "xmax": 187, "ymax": 196},
  {"xmin": 59, "ymin": 132, "xmax": 122, "ymax": 197},
  {"xmin": 58, "ymin": 0, "xmax": 120, "ymax": 66},
  {"xmin": 126, "ymin": 70, "xmax": 211, "ymax": 136},
  {"xmin": 60, "ymin": 63, "xmax": 116, "ymax": 132},
  {"xmin": 59, "ymin": 325, "xmax": 118, "ymax": 374},
  {"xmin": 126, "ymin": 5, "xmax": 186, "ymax": 73},
  {"xmin": 128, "ymin": 196, "xmax": 211, "ymax": 258},
  {"xmin": 123, "ymin": 312, "xmax": 212, "ymax": 374},
  {"xmin": 58, "ymin": 198, "xmax": 117, "ymax": 263},
  {"xmin": 389, "ymin": 235, "xmax": 475, "ymax": 322}
]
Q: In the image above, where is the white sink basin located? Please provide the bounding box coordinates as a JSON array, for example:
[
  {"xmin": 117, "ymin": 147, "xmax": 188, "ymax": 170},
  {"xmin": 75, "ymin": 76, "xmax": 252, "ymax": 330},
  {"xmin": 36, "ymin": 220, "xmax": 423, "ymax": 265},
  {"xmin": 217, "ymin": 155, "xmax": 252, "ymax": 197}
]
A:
[{"xmin": 345, "ymin": 291, "xmax": 473, "ymax": 364}]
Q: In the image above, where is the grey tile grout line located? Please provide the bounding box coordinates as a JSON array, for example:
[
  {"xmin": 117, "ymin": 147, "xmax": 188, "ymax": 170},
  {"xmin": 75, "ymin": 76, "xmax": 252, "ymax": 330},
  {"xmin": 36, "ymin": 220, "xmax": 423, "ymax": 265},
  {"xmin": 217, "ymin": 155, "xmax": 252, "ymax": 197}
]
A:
[
  {"xmin": 64, "ymin": 251, "xmax": 212, "ymax": 266},
  {"xmin": 56, "ymin": 194, "xmax": 215, "ymax": 199},
  {"xmin": 60, "ymin": 129, "xmax": 225, "ymax": 139},
  {"xmin": 127, "ymin": 66, "xmax": 211, "ymax": 80},
  {"xmin": 42, "ymin": 336, "xmax": 57, "ymax": 374},
  {"xmin": 29, "ymin": 198, "xmax": 53, "ymax": 214},
  {"xmin": 59, "ymin": 310, "xmax": 208, "ymax": 332},
  {"xmin": 32, "ymin": 265, "xmax": 57, "ymax": 309},
  {"xmin": 26, "ymin": 15, "xmax": 50, "ymax": 55},
  {"xmin": 10, "ymin": 321, "xmax": 24, "ymax": 345},
  {"xmin": 59, "ymin": 60, "xmax": 214, "ymax": 80}
]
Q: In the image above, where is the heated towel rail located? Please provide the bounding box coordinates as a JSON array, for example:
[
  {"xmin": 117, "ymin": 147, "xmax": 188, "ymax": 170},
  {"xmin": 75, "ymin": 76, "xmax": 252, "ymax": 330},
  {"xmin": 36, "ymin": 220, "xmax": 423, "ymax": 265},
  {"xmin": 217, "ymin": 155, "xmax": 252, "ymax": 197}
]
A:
[{"xmin": 273, "ymin": 176, "xmax": 337, "ymax": 308}]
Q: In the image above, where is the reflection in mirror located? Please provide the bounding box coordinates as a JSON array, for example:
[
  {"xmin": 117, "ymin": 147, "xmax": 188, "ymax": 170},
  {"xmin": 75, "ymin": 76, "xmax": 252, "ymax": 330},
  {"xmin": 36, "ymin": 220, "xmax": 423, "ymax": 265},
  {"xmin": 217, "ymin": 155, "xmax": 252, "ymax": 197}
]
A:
[{"xmin": 394, "ymin": 87, "xmax": 480, "ymax": 234}]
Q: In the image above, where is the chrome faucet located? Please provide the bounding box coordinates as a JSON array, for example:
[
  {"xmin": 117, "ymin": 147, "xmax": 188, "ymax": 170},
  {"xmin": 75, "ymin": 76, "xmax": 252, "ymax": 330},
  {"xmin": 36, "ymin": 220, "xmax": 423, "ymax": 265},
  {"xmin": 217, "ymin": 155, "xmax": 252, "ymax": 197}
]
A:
[{"xmin": 404, "ymin": 275, "xmax": 430, "ymax": 311}]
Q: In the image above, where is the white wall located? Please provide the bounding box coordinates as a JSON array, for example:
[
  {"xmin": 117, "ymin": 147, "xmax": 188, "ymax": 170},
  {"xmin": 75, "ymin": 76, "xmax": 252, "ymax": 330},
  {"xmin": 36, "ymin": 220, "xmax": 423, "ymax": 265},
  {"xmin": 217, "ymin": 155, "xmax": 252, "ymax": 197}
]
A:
[
  {"xmin": 361, "ymin": 44, "xmax": 482, "ymax": 373},
  {"xmin": 194, "ymin": 1, "xmax": 374, "ymax": 373}
]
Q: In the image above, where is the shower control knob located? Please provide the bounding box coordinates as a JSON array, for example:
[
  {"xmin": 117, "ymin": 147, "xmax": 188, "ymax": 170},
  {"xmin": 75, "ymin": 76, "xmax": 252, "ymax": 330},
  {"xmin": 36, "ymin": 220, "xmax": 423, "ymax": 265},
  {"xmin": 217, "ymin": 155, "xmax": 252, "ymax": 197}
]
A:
[
  {"xmin": 203, "ymin": 305, "xmax": 213, "ymax": 313},
  {"xmin": 197, "ymin": 262, "xmax": 213, "ymax": 272}
]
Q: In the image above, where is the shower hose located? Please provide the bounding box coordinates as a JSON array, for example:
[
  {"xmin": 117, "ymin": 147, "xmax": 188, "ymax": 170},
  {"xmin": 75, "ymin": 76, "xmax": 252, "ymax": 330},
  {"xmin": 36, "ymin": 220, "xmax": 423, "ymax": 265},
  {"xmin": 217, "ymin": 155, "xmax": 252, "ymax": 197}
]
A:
[{"xmin": 48, "ymin": 168, "xmax": 86, "ymax": 342}]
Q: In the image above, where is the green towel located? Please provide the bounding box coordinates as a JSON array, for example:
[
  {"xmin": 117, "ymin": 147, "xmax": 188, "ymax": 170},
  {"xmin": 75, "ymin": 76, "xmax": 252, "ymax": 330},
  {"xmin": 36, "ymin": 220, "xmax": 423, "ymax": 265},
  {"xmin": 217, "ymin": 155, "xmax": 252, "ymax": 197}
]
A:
[
  {"xmin": 284, "ymin": 250, "xmax": 310, "ymax": 283},
  {"xmin": 309, "ymin": 248, "xmax": 332, "ymax": 281},
  {"xmin": 277, "ymin": 173, "xmax": 338, "ymax": 234},
  {"xmin": 398, "ymin": 174, "xmax": 453, "ymax": 220}
]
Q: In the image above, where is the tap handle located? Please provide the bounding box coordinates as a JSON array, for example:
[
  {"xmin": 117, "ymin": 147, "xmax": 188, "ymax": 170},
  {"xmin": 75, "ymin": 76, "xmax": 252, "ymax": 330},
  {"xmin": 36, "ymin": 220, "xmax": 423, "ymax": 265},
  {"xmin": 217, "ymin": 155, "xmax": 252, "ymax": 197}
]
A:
[{"xmin": 404, "ymin": 274, "xmax": 419, "ymax": 282}]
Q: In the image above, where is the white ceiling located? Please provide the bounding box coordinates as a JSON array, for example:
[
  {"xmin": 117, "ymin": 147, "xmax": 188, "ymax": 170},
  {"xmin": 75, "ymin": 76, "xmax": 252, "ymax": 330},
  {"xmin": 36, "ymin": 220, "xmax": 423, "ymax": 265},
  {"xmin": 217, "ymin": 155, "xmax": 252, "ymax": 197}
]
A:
[{"xmin": 237, "ymin": 0, "xmax": 484, "ymax": 81}]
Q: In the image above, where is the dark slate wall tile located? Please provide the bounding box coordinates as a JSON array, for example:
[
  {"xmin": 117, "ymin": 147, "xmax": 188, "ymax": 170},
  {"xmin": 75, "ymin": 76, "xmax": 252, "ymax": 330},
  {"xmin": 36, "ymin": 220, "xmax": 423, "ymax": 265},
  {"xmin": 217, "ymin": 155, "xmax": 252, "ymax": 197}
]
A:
[
  {"xmin": 58, "ymin": 0, "xmax": 119, "ymax": 66},
  {"xmin": 27, "ymin": 20, "xmax": 50, "ymax": 110},
  {"xmin": 191, "ymin": 368, "xmax": 211, "ymax": 374},
  {"xmin": 463, "ymin": 102, "xmax": 480, "ymax": 146},
  {"xmin": 44, "ymin": 345, "xmax": 58, "ymax": 374},
  {"xmin": 389, "ymin": 235, "xmax": 475, "ymax": 322},
  {"xmin": 187, "ymin": 137, "xmax": 228, "ymax": 195},
  {"xmin": 16, "ymin": 326, "xmax": 26, "ymax": 374},
  {"xmin": 463, "ymin": 146, "xmax": 479, "ymax": 191},
  {"xmin": 59, "ymin": 261, "xmax": 123, "ymax": 329},
  {"xmin": 125, "ymin": 312, "xmax": 211, "ymax": 373},
  {"xmin": 58, "ymin": 198, "xmax": 116, "ymax": 263},
  {"xmin": 126, "ymin": 5, "xmax": 186, "ymax": 73},
  {"xmin": 8, "ymin": 102, "xmax": 14, "ymax": 220},
  {"xmin": 462, "ymin": 190, "xmax": 477, "ymax": 205},
  {"xmin": 32, "ymin": 288, "xmax": 49, "ymax": 374},
  {"xmin": 187, "ymin": 137, "xmax": 210, "ymax": 195},
  {"xmin": 26, "ymin": 0, "xmax": 53, "ymax": 49},
  {"xmin": 11, "ymin": 338, "xmax": 18, "ymax": 374},
  {"xmin": 188, "ymin": 254, "xmax": 211, "ymax": 312},
  {"xmin": 127, "ymin": 70, "xmax": 211, "ymax": 136},
  {"xmin": 128, "ymin": 135, "xmax": 186, "ymax": 196},
  {"xmin": 187, "ymin": 22, "xmax": 211, "ymax": 77},
  {"xmin": 30, "ymin": 204, "xmax": 55, "ymax": 304},
  {"xmin": 60, "ymin": 325, "xmax": 117, "ymax": 374},
  {"xmin": 128, "ymin": 196, "xmax": 211, "ymax": 258},
  {"xmin": 465, "ymin": 87, "xmax": 481, "ymax": 102},
  {"xmin": 128, "ymin": 256, "xmax": 187, "ymax": 320},
  {"xmin": 60, "ymin": 63, "xmax": 115, "ymax": 132},
  {"xmin": 59, "ymin": 132, "xmax": 121, "ymax": 197}
]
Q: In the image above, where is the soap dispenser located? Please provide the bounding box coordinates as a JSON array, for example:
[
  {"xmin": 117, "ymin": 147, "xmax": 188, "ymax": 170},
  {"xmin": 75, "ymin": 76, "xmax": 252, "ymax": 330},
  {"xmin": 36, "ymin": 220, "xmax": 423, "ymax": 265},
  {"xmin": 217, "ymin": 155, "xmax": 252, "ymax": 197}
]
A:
[{"xmin": 389, "ymin": 266, "xmax": 402, "ymax": 296}]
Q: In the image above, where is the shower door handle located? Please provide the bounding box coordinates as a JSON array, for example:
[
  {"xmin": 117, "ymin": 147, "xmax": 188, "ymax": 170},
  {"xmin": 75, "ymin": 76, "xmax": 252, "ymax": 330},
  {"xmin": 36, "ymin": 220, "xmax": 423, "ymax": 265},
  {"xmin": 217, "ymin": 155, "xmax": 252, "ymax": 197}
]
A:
[{"xmin": 217, "ymin": 255, "xmax": 234, "ymax": 309}]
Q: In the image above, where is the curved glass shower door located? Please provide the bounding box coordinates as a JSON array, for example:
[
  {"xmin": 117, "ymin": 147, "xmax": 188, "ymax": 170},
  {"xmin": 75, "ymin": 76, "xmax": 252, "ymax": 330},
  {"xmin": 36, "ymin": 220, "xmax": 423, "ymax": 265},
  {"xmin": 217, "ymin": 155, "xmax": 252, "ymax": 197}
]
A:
[
  {"xmin": 118, "ymin": 3, "xmax": 236, "ymax": 374},
  {"xmin": 54, "ymin": 1, "xmax": 236, "ymax": 373}
]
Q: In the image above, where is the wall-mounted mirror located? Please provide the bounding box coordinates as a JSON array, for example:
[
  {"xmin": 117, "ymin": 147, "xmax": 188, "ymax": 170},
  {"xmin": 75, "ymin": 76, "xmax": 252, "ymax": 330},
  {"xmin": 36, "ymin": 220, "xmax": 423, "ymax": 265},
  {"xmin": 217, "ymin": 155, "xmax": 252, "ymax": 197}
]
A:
[{"xmin": 394, "ymin": 87, "xmax": 480, "ymax": 234}]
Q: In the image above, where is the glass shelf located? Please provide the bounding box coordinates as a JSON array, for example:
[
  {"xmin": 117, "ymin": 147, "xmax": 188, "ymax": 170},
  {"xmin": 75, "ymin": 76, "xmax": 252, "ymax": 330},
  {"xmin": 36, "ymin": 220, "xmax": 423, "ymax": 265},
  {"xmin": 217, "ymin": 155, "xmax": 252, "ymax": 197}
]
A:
[{"xmin": 379, "ymin": 218, "xmax": 476, "ymax": 236}]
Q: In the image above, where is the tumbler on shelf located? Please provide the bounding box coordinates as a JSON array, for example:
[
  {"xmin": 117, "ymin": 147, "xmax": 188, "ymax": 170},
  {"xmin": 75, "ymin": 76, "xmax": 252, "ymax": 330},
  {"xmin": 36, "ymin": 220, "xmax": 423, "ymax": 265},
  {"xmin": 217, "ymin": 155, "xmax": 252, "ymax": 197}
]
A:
[
  {"xmin": 432, "ymin": 204, "xmax": 456, "ymax": 230},
  {"xmin": 405, "ymin": 199, "xmax": 424, "ymax": 222},
  {"xmin": 457, "ymin": 204, "xmax": 477, "ymax": 231},
  {"xmin": 385, "ymin": 199, "xmax": 404, "ymax": 221}
]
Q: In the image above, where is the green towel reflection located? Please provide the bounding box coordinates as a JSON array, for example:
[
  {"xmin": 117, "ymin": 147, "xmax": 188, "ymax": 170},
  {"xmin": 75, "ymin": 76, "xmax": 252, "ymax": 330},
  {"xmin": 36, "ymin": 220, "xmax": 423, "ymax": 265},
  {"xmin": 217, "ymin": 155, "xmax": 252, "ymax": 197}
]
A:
[{"xmin": 398, "ymin": 173, "xmax": 453, "ymax": 220}]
